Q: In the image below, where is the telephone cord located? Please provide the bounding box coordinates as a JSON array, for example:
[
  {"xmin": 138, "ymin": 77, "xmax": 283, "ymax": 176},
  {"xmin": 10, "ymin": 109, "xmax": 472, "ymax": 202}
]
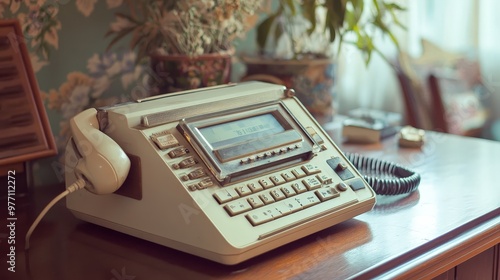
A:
[
  {"xmin": 25, "ymin": 178, "xmax": 87, "ymax": 250},
  {"xmin": 345, "ymin": 152, "xmax": 421, "ymax": 196}
]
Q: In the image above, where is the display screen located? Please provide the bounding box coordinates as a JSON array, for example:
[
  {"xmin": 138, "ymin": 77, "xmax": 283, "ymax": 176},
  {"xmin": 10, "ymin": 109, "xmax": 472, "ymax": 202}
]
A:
[{"xmin": 199, "ymin": 113, "xmax": 285, "ymax": 149}]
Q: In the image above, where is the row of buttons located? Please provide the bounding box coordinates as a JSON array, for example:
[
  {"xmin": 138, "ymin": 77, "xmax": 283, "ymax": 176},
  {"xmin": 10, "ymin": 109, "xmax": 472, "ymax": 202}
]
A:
[
  {"xmin": 150, "ymin": 132, "xmax": 215, "ymax": 191},
  {"xmin": 187, "ymin": 178, "xmax": 215, "ymax": 191},
  {"xmin": 222, "ymin": 179, "xmax": 347, "ymax": 218},
  {"xmin": 213, "ymin": 164, "xmax": 324, "ymax": 204},
  {"xmin": 240, "ymin": 143, "xmax": 303, "ymax": 164},
  {"xmin": 245, "ymin": 189, "xmax": 344, "ymax": 226}
]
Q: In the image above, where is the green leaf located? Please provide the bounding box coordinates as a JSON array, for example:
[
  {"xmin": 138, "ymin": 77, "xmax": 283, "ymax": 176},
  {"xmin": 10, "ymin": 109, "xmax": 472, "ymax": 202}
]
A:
[
  {"xmin": 302, "ymin": 0, "xmax": 317, "ymax": 35},
  {"xmin": 256, "ymin": 12, "xmax": 279, "ymax": 51}
]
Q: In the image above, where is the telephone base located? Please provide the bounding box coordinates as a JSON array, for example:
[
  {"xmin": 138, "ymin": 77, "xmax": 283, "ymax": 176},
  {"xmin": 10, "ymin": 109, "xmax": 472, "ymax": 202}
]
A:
[
  {"xmin": 65, "ymin": 82, "xmax": 376, "ymax": 265},
  {"xmin": 70, "ymin": 199, "xmax": 374, "ymax": 265}
]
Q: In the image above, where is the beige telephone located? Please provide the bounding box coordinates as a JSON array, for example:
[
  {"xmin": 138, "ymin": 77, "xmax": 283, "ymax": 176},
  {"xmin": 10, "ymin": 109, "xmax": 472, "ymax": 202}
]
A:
[{"xmin": 62, "ymin": 82, "xmax": 376, "ymax": 265}]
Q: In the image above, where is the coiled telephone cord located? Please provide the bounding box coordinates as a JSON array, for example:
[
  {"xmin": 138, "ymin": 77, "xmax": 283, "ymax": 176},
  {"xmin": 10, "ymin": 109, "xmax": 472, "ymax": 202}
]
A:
[{"xmin": 345, "ymin": 153, "xmax": 421, "ymax": 196}]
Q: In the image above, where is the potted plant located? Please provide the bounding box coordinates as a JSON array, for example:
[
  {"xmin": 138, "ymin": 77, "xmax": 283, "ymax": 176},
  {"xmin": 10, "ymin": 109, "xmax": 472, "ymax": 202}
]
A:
[
  {"xmin": 241, "ymin": 0, "xmax": 404, "ymax": 123},
  {"xmin": 106, "ymin": 0, "xmax": 263, "ymax": 94}
]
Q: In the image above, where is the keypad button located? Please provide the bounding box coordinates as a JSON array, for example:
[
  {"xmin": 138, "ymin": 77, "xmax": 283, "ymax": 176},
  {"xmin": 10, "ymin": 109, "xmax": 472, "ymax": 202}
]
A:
[
  {"xmin": 273, "ymin": 203, "xmax": 293, "ymax": 216},
  {"xmin": 213, "ymin": 190, "xmax": 234, "ymax": 204},
  {"xmin": 198, "ymin": 178, "xmax": 213, "ymax": 189},
  {"xmin": 302, "ymin": 177, "xmax": 322, "ymax": 190},
  {"xmin": 337, "ymin": 182, "xmax": 348, "ymax": 192},
  {"xmin": 294, "ymin": 193, "xmax": 321, "ymax": 208},
  {"xmin": 168, "ymin": 147, "xmax": 188, "ymax": 158},
  {"xmin": 247, "ymin": 182, "xmax": 263, "ymax": 193},
  {"xmin": 259, "ymin": 193, "xmax": 275, "ymax": 205},
  {"xmin": 151, "ymin": 133, "xmax": 179, "ymax": 149},
  {"xmin": 247, "ymin": 196, "xmax": 264, "ymax": 208},
  {"xmin": 262, "ymin": 206, "xmax": 282, "ymax": 219},
  {"xmin": 270, "ymin": 189, "xmax": 286, "ymax": 201},
  {"xmin": 279, "ymin": 199, "xmax": 303, "ymax": 214},
  {"xmin": 235, "ymin": 185, "xmax": 252, "ymax": 196},
  {"xmin": 292, "ymin": 168, "xmax": 307, "ymax": 178},
  {"xmin": 188, "ymin": 168, "xmax": 205, "ymax": 179},
  {"xmin": 291, "ymin": 182, "xmax": 308, "ymax": 194},
  {"xmin": 246, "ymin": 210, "xmax": 273, "ymax": 226},
  {"xmin": 315, "ymin": 187, "xmax": 340, "ymax": 202},
  {"xmin": 281, "ymin": 171, "xmax": 296, "ymax": 182},
  {"xmin": 281, "ymin": 185, "xmax": 297, "ymax": 197},
  {"xmin": 178, "ymin": 157, "xmax": 197, "ymax": 168},
  {"xmin": 269, "ymin": 175, "xmax": 286, "ymax": 185},
  {"xmin": 224, "ymin": 200, "xmax": 253, "ymax": 216},
  {"xmin": 213, "ymin": 188, "xmax": 239, "ymax": 204},
  {"xmin": 259, "ymin": 178, "xmax": 275, "ymax": 189},
  {"xmin": 302, "ymin": 164, "xmax": 321, "ymax": 175},
  {"xmin": 317, "ymin": 174, "xmax": 333, "ymax": 184}
]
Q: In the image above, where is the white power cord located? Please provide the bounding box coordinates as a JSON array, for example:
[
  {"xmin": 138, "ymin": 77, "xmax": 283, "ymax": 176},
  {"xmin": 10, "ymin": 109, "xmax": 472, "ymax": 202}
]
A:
[{"xmin": 25, "ymin": 178, "xmax": 87, "ymax": 250}]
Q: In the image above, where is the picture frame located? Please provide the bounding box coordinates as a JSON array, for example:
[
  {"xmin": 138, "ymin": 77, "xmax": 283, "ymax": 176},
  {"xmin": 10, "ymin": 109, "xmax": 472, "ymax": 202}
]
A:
[{"xmin": 0, "ymin": 19, "xmax": 57, "ymax": 166}]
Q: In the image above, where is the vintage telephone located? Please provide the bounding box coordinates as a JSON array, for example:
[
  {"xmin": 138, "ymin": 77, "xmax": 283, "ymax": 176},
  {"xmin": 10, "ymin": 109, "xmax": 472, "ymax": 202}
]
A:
[{"xmin": 26, "ymin": 82, "xmax": 418, "ymax": 265}]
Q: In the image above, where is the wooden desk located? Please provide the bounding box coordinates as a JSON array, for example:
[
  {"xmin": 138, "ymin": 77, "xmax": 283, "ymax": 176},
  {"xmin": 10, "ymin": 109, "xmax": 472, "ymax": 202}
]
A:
[{"xmin": 2, "ymin": 131, "xmax": 499, "ymax": 280}]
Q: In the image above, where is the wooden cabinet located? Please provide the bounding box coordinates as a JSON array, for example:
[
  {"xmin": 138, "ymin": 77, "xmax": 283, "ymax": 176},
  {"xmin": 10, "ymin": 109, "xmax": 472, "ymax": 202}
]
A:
[{"xmin": 434, "ymin": 245, "xmax": 500, "ymax": 280}]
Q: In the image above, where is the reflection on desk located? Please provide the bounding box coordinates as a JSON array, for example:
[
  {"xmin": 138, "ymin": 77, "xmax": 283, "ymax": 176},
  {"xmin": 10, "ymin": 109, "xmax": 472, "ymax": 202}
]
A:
[{"xmin": 3, "ymin": 131, "xmax": 500, "ymax": 280}]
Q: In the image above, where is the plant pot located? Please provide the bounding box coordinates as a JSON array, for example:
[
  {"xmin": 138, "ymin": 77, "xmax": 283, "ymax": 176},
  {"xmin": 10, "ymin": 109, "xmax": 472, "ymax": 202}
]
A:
[
  {"xmin": 240, "ymin": 55, "xmax": 336, "ymax": 124},
  {"xmin": 150, "ymin": 51, "xmax": 232, "ymax": 94}
]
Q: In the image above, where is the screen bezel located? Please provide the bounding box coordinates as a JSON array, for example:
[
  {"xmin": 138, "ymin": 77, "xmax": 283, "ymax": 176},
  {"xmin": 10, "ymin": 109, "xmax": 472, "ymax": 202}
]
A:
[{"xmin": 178, "ymin": 102, "xmax": 314, "ymax": 184}]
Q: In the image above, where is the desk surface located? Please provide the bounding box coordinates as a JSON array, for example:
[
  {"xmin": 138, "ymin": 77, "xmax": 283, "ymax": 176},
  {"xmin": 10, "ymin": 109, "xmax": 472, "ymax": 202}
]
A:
[{"xmin": 2, "ymin": 130, "xmax": 500, "ymax": 280}]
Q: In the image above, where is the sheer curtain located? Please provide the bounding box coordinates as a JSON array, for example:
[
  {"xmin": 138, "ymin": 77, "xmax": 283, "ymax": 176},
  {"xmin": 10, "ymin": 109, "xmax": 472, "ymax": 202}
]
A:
[{"xmin": 336, "ymin": 0, "xmax": 500, "ymax": 127}]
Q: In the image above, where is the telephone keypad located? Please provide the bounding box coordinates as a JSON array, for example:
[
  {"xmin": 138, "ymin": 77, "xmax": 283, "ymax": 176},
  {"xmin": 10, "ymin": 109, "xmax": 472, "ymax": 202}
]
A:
[{"xmin": 211, "ymin": 163, "xmax": 359, "ymax": 227}]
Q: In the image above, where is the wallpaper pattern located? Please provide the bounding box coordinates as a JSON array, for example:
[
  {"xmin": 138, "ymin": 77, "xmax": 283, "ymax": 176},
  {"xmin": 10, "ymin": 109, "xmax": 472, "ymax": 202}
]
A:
[{"xmin": 1, "ymin": 1, "xmax": 166, "ymax": 186}]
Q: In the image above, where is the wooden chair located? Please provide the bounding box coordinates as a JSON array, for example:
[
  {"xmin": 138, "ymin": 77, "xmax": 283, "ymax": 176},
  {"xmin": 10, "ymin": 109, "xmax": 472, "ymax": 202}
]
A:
[
  {"xmin": 394, "ymin": 61, "xmax": 425, "ymax": 130},
  {"xmin": 427, "ymin": 72, "xmax": 488, "ymax": 137},
  {"xmin": 395, "ymin": 52, "xmax": 488, "ymax": 137}
]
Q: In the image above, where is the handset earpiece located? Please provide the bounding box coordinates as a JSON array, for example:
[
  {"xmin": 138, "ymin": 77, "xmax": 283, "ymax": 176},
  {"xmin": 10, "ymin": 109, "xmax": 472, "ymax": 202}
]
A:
[{"xmin": 70, "ymin": 108, "xmax": 131, "ymax": 194}]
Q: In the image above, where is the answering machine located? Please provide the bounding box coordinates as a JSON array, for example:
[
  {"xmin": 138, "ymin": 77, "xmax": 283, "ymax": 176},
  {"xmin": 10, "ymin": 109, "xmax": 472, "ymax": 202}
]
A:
[{"xmin": 65, "ymin": 82, "xmax": 376, "ymax": 264}]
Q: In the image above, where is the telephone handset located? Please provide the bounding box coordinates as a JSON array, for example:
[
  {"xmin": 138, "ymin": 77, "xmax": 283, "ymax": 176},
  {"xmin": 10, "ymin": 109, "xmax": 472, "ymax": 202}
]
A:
[
  {"xmin": 24, "ymin": 109, "xmax": 131, "ymax": 249},
  {"xmin": 69, "ymin": 108, "xmax": 130, "ymax": 195},
  {"xmin": 26, "ymin": 82, "xmax": 416, "ymax": 265}
]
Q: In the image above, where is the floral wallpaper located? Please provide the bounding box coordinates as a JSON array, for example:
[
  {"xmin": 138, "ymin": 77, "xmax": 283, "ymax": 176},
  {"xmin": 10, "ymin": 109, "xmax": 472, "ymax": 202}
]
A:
[{"xmin": 1, "ymin": 1, "xmax": 257, "ymax": 187}]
